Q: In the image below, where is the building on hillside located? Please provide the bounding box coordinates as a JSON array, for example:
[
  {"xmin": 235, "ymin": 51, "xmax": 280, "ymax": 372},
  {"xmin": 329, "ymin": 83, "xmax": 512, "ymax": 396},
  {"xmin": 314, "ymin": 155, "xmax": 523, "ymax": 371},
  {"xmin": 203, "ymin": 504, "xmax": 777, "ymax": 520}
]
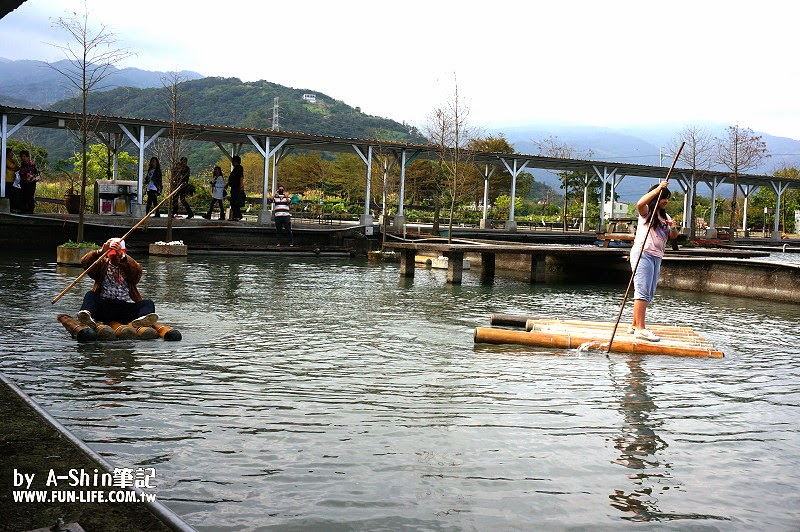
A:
[{"xmin": 302, "ymin": 94, "xmax": 317, "ymax": 104}]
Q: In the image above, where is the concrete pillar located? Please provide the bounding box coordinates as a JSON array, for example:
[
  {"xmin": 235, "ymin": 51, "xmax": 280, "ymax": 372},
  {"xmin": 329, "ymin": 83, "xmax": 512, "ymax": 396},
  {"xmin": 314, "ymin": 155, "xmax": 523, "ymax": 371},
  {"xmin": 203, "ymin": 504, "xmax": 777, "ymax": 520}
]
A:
[
  {"xmin": 258, "ymin": 210, "xmax": 273, "ymax": 225},
  {"xmin": 480, "ymin": 252, "xmax": 496, "ymax": 284},
  {"xmin": 393, "ymin": 214, "xmax": 406, "ymax": 231},
  {"xmin": 399, "ymin": 249, "xmax": 415, "ymax": 278},
  {"xmin": 444, "ymin": 250, "xmax": 464, "ymax": 284},
  {"xmin": 0, "ymin": 198, "xmax": 9, "ymax": 213},
  {"xmin": 504, "ymin": 220, "xmax": 517, "ymax": 232},
  {"xmin": 530, "ymin": 253, "xmax": 546, "ymax": 283},
  {"xmin": 480, "ymin": 219, "xmax": 491, "ymax": 229}
]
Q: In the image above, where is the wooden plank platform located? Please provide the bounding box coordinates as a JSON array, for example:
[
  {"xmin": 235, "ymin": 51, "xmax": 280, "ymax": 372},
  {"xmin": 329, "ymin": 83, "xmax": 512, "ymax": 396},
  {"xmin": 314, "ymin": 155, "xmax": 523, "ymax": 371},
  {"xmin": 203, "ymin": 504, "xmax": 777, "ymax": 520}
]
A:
[{"xmin": 475, "ymin": 314, "xmax": 723, "ymax": 358}]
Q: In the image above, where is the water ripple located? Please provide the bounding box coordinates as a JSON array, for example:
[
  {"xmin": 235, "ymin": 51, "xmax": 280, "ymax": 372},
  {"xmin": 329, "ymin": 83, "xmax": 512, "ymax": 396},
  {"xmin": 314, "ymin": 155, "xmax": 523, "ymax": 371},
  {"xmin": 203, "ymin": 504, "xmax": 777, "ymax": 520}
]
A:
[{"xmin": 1, "ymin": 253, "xmax": 799, "ymax": 530}]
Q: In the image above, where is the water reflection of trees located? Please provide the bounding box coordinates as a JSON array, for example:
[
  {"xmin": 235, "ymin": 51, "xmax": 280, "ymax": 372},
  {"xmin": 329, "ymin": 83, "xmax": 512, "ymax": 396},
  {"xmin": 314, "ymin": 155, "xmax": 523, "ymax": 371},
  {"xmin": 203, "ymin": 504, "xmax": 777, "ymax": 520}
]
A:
[{"xmin": 609, "ymin": 358, "xmax": 670, "ymax": 521}]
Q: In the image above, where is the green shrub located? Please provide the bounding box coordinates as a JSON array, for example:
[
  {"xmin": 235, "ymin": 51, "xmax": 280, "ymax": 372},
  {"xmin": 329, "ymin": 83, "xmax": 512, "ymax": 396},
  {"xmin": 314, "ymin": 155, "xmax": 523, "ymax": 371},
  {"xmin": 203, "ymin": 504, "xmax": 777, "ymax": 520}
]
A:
[{"xmin": 60, "ymin": 240, "xmax": 99, "ymax": 248}]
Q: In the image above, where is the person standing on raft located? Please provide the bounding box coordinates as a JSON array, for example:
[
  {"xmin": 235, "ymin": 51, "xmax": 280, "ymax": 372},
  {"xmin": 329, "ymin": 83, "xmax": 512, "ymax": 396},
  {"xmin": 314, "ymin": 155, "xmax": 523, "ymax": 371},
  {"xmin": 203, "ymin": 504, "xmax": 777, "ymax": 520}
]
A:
[
  {"xmin": 77, "ymin": 238, "xmax": 158, "ymax": 328},
  {"xmin": 628, "ymin": 181, "xmax": 678, "ymax": 342}
]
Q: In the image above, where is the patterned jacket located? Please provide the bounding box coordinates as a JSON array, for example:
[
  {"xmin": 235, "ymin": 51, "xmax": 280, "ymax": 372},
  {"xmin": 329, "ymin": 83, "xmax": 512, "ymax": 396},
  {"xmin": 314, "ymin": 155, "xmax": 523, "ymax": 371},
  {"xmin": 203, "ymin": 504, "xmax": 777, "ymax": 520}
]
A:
[{"xmin": 80, "ymin": 249, "xmax": 144, "ymax": 302}]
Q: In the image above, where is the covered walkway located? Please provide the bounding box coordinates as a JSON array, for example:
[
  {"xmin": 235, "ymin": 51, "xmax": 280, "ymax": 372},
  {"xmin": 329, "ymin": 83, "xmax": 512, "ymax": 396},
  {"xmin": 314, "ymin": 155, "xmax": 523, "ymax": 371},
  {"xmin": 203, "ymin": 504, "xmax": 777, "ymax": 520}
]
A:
[{"xmin": 2, "ymin": 105, "xmax": 797, "ymax": 239}]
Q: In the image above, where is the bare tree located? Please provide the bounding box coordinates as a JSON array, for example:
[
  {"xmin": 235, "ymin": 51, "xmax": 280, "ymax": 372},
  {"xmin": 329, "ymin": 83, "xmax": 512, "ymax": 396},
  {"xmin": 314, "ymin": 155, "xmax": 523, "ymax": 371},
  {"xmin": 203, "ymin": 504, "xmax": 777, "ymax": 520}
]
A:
[
  {"xmin": 161, "ymin": 71, "xmax": 188, "ymax": 243},
  {"xmin": 536, "ymin": 136, "xmax": 593, "ymax": 231},
  {"xmin": 716, "ymin": 125, "xmax": 769, "ymax": 240},
  {"xmin": 424, "ymin": 107, "xmax": 452, "ymax": 235},
  {"xmin": 49, "ymin": 3, "xmax": 132, "ymax": 241},
  {"xmin": 424, "ymin": 76, "xmax": 477, "ymax": 243},
  {"xmin": 670, "ymin": 125, "xmax": 714, "ymax": 238}
]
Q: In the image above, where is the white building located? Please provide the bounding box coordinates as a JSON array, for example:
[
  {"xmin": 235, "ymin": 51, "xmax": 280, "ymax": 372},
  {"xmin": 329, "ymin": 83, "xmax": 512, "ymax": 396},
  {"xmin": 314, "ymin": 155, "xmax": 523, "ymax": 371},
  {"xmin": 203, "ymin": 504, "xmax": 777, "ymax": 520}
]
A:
[
  {"xmin": 604, "ymin": 200, "xmax": 629, "ymax": 219},
  {"xmin": 302, "ymin": 94, "xmax": 317, "ymax": 104}
]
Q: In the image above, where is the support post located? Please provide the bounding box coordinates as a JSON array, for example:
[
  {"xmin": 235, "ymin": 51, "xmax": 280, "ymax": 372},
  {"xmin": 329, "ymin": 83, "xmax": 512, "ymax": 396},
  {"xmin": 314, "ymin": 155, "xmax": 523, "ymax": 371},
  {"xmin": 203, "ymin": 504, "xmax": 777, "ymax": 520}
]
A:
[
  {"xmin": 399, "ymin": 249, "xmax": 415, "ymax": 278},
  {"xmin": 444, "ymin": 250, "xmax": 464, "ymax": 284},
  {"xmin": 530, "ymin": 253, "xmax": 546, "ymax": 283},
  {"xmin": 480, "ymin": 252, "xmax": 496, "ymax": 284}
]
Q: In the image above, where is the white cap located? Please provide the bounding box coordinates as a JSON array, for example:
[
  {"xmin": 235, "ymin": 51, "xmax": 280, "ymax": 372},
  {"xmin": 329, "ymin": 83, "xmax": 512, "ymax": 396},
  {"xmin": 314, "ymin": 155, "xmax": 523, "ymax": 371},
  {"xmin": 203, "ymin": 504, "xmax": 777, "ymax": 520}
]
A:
[{"xmin": 107, "ymin": 238, "xmax": 126, "ymax": 250}]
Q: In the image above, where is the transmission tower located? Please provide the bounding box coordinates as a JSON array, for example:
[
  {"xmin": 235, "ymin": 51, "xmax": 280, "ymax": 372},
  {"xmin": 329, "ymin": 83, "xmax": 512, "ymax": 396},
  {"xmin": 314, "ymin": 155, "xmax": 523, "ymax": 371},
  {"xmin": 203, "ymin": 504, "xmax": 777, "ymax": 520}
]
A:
[{"xmin": 272, "ymin": 97, "xmax": 280, "ymax": 131}]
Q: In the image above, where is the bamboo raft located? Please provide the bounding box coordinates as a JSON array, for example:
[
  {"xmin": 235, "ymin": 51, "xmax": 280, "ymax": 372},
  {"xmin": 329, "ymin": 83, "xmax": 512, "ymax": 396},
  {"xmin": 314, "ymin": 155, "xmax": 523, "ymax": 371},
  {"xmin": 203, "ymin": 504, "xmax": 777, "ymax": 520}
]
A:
[
  {"xmin": 57, "ymin": 314, "xmax": 182, "ymax": 343},
  {"xmin": 475, "ymin": 313, "xmax": 723, "ymax": 358}
]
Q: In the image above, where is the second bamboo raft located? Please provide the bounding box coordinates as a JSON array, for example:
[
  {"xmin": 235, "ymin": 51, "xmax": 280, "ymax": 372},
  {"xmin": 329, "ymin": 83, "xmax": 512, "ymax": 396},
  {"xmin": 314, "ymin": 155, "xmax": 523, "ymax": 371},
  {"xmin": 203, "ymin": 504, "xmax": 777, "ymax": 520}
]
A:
[{"xmin": 476, "ymin": 314, "xmax": 724, "ymax": 358}]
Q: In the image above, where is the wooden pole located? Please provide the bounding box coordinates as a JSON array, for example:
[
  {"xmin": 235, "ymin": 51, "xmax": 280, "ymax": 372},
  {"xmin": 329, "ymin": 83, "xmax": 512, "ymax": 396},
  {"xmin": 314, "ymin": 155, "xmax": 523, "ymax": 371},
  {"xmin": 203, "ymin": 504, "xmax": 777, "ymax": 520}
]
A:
[
  {"xmin": 51, "ymin": 184, "xmax": 185, "ymax": 304},
  {"xmin": 607, "ymin": 142, "xmax": 685, "ymax": 352}
]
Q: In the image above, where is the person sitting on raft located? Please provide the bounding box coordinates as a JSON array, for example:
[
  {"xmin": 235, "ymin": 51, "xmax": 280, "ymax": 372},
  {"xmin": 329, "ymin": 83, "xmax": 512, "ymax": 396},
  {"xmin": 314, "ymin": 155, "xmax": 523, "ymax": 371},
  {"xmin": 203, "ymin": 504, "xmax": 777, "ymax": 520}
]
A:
[{"xmin": 77, "ymin": 238, "xmax": 158, "ymax": 328}]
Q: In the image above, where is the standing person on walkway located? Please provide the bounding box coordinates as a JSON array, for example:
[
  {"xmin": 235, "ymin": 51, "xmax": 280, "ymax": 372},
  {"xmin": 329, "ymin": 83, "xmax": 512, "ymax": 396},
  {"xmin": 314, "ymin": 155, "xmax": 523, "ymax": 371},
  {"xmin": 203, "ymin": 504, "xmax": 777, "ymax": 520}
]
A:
[
  {"xmin": 627, "ymin": 181, "xmax": 677, "ymax": 342},
  {"xmin": 17, "ymin": 149, "xmax": 40, "ymax": 214},
  {"xmin": 201, "ymin": 166, "xmax": 226, "ymax": 220},
  {"xmin": 172, "ymin": 156, "xmax": 194, "ymax": 218},
  {"xmin": 145, "ymin": 157, "xmax": 163, "ymax": 217},
  {"xmin": 4, "ymin": 147, "xmax": 19, "ymax": 212},
  {"xmin": 271, "ymin": 185, "xmax": 294, "ymax": 246},
  {"xmin": 227, "ymin": 155, "xmax": 244, "ymax": 221}
]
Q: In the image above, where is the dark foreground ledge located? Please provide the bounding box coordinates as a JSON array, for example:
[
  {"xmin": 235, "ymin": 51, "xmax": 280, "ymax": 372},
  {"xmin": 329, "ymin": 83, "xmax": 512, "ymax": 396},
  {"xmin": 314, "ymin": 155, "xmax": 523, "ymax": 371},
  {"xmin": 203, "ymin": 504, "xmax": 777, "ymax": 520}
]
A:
[{"xmin": 0, "ymin": 374, "xmax": 194, "ymax": 531}]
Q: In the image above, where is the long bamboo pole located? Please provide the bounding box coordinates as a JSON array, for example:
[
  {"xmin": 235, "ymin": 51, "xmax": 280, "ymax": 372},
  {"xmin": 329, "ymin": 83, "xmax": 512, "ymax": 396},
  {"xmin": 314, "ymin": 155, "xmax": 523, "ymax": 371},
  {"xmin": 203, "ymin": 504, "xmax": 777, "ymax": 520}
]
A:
[
  {"xmin": 607, "ymin": 142, "xmax": 685, "ymax": 352},
  {"xmin": 51, "ymin": 184, "xmax": 185, "ymax": 304}
]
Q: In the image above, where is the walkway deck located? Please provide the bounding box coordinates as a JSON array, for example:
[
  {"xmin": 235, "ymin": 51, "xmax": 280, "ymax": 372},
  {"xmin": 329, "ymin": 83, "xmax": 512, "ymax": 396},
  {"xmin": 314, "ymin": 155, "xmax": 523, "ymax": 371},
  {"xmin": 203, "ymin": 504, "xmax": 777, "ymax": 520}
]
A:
[
  {"xmin": 383, "ymin": 239, "xmax": 768, "ymax": 284},
  {"xmin": 0, "ymin": 374, "xmax": 192, "ymax": 531}
]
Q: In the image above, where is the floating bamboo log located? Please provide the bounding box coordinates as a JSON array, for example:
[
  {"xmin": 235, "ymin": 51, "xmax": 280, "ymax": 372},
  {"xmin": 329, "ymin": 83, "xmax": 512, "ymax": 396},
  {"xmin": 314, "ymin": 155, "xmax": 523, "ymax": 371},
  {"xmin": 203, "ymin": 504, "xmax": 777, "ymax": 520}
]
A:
[
  {"xmin": 490, "ymin": 313, "xmax": 540, "ymax": 327},
  {"xmin": 153, "ymin": 322, "xmax": 182, "ymax": 341},
  {"xmin": 56, "ymin": 314, "xmax": 96, "ymax": 343},
  {"xmin": 57, "ymin": 315, "xmax": 181, "ymax": 341},
  {"xmin": 93, "ymin": 323, "xmax": 117, "ymax": 341},
  {"xmin": 135, "ymin": 324, "xmax": 161, "ymax": 340},
  {"xmin": 106, "ymin": 321, "xmax": 138, "ymax": 340},
  {"xmin": 475, "ymin": 319, "xmax": 724, "ymax": 358},
  {"xmin": 524, "ymin": 320, "xmax": 702, "ymax": 343}
]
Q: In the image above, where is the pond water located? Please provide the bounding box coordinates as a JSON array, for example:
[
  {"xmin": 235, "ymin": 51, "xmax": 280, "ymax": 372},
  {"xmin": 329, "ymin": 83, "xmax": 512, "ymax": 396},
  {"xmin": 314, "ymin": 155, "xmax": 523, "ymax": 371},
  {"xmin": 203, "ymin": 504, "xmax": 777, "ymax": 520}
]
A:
[{"xmin": 1, "ymin": 251, "xmax": 799, "ymax": 530}]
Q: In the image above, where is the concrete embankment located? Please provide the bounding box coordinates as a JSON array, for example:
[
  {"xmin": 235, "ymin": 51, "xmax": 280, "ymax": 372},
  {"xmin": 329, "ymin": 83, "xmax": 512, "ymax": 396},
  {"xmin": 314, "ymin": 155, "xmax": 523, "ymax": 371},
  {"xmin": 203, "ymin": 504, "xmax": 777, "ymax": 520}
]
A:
[
  {"xmin": 659, "ymin": 257, "xmax": 800, "ymax": 303},
  {"xmin": 462, "ymin": 248, "xmax": 799, "ymax": 303},
  {"xmin": 0, "ymin": 374, "xmax": 194, "ymax": 531}
]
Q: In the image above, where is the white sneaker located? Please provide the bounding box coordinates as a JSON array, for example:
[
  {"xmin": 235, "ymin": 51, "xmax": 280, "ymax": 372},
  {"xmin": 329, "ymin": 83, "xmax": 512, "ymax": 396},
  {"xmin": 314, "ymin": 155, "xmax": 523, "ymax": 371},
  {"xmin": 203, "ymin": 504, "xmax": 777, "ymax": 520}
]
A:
[
  {"xmin": 131, "ymin": 312, "xmax": 158, "ymax": 328},
  {"xmin": 626, "ymin": 325, "xmax": 635, "ymax": 334},
  {"xmin": 634, "ymin": 328, "xmax": 660, "ymax": 342},
  {"xmin": 77, "ymin": 310, "xmax": 96, "ymax": 327}
]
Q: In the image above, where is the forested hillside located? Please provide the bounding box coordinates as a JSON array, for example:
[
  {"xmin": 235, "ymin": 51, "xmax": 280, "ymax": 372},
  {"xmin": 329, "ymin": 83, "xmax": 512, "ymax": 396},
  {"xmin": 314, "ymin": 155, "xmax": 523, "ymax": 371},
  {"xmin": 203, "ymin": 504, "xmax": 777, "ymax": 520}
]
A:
[
  {"xmin": 11, "ymin": 69, "xmax": 564, "ymax": 216},
  {"xmin": 33, "ymin": 76, "xmax": 427, "ymax": 169}
]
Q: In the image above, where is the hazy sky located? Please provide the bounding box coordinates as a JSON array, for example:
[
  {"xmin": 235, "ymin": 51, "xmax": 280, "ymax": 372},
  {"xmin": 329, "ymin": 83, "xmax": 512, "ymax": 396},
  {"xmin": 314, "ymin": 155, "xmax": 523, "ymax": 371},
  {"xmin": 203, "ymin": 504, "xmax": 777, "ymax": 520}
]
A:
[{"xmin": 1, "ymin": 0, "xmax": 798, "ymax": 139}]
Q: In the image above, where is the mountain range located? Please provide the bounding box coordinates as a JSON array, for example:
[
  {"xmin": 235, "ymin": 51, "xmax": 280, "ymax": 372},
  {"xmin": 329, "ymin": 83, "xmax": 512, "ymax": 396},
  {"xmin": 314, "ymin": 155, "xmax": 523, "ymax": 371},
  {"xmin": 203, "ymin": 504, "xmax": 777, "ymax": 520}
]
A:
[
  {"xmin": 0, "ymin": 57, "xmax": 203, "ymax": 106},
  {"xmin": 1, "ymin": 57, "xmax": 799, "ymax": 201}
]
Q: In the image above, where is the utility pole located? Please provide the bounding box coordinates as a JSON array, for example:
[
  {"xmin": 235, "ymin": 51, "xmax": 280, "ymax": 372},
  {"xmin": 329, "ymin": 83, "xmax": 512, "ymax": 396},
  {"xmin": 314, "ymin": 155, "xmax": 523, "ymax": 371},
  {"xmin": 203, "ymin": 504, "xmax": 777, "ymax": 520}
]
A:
[{"xmin": 659, "ymin": 147, "xmax": 670, "ymax": 166}]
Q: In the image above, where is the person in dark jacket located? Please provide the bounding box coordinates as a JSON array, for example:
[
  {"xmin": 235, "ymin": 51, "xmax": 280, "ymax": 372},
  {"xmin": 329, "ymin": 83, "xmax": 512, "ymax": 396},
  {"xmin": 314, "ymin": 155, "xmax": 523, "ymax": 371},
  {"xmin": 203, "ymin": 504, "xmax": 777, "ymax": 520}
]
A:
[
  {"xmin": 77, "ymin": 238, "xmax": 158, "ymax": 327},
  {"xmin": 172, "ymin": 156, "xmax": 194, "ymax": 218},
  {"xmin": 145, "ymin": 157, "xmax": 163, "ymax": 217},
  {"xmin": 226, "ymin": 155, "xmax": 244, "ymax": 221}
]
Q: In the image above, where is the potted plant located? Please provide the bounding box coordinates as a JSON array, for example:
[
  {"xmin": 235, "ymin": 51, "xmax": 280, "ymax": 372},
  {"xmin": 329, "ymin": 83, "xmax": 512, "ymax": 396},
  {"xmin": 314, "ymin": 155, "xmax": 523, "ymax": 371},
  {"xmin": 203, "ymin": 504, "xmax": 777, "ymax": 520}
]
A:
[
  {"xmin": 56, "ymin": 159, "xmax": 82, "ymax": 215},
  {"xmin": 64, "ymin": 181, "xmax": 82, "ymax": 214},
  {"xmin": 56, "ymin": 240, "xmax": 100, "ymax": 266}
]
